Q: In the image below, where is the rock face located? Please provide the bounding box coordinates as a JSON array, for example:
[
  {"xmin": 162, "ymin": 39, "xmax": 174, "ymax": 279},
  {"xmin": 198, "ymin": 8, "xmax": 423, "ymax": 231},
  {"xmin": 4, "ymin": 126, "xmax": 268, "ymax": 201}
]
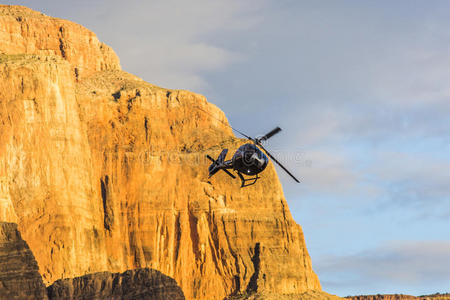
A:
[
  {"xmin": 0, "ymin": 5, "xmax": 120, "ymax": 80},
  {"xmin": 0, "ymin": 222, "xmax": 48, "ymax": 300},
  {"xmin": 47, "ymin": 268, "xmax": 185, "ymax": 300},
  {"xmin": 0, "ymin": 5, "xmax": 321, "ymax": 300},
  {"xmin": 227, "ymin": 290, "xmax": 344, "ymax": 300}
]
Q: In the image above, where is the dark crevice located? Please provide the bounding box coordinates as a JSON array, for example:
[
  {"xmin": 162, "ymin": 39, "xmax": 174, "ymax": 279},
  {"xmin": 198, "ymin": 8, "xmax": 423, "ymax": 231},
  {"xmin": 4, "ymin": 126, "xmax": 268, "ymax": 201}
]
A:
[
  {"xmin": 173, "ymin": 213, "xmax": 181, "ymax": 266},
  {"xmin": 112, "ymin": 90, "xmax": 121, "ymax": 102},
  {"xmin": 74, "ymin": 67, "xmax": 79, "ymax": 81},
  {"xmin": 127, "ymin": 97, "xmax": 134, "ymax": 111},
  {"xmin": 233, "ymin": 275, "xmax": 240, "ymax": 295},
  {"xmin": 166, "ymin": 91, "xmax": 172, "ymax": 108},
  {"xmin": 100, "ymin": 176, "xmax": 113, "ymax": 231},
  {"xmin": 58, "ymin": 26, "xmax": 67, "ymax": 59},
  {"xmin": 59, "ymin": 38, "xmax": 66, "ymax": 58},
  {"xmin": 144, "ymin": 117, "xmax": 149, "ymax": 142},
  {"xmin": 246, "ymin": 242, "xmax": 261, "ymax": 294}
]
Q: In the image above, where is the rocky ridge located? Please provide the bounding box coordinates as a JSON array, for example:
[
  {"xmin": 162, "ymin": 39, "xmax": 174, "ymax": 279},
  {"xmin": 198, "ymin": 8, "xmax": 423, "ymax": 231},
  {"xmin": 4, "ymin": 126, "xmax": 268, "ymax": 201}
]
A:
[
  {"xmin": 346, "ymin": 295, "xmax": 450, "ymax": 300},
  {"xmin": 0, "ymin": 221, "xmax": 185, "ymax": 299},
  {"xmin": 48, "ymin": 268, "xmax": 185, "ymax": 300},
  {"xmin": 0, "ymin": 5, "xmax": 321, "ymax": 300}
]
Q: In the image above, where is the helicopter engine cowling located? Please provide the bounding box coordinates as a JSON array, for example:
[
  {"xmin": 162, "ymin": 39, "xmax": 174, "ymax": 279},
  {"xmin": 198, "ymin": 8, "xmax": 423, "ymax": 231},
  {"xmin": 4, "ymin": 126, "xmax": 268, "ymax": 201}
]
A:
[{"xmin": 232, "ymin": 143, "xmax": 269, "ymax": 176}]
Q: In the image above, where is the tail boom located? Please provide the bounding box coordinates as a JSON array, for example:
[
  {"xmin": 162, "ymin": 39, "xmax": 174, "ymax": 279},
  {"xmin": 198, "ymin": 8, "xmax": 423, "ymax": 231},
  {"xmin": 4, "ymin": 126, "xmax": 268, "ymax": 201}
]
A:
[{"xmin": 207, "ymin": 149, "xmax": 235, "ymax": 179}]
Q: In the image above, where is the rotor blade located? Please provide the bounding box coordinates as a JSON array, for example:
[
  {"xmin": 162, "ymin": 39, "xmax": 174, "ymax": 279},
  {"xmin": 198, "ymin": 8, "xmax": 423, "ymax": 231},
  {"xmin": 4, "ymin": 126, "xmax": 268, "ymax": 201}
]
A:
[
  {"xmin": 232, "ymin": 127, "xmax": 253, "ymax": 140},
  {"xmin": 257, "ymin": 143, "xmax": 300, "ymax": 183},
  {"xmin": 257, "ymin": 127, "xmax": 282, "ymax": 142},
  {"xmin": 192, "ymin": 105, "xmax": 253, "ymax": 140}
]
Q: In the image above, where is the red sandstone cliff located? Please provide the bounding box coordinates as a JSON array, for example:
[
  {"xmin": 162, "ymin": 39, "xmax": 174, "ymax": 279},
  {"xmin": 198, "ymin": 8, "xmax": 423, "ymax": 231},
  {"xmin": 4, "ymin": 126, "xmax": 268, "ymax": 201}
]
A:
[{"xmin": 0, "ymin": 5, "xmax": 324, "ymax": 299}]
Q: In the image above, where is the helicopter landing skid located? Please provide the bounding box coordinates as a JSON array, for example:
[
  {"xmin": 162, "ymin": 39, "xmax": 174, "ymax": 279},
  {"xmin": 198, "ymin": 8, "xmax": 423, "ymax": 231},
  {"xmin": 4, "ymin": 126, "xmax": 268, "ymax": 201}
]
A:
[{"xmin": 237, "ymin": 172, "xmax": 260, "ymax": 188}]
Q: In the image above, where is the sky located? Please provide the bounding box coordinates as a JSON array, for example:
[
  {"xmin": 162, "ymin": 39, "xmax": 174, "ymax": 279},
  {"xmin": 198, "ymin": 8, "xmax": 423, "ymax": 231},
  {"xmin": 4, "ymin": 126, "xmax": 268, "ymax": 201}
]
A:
[{"xmin": 7, "ymin": 0, "xmax": 450, "ymax": 296}]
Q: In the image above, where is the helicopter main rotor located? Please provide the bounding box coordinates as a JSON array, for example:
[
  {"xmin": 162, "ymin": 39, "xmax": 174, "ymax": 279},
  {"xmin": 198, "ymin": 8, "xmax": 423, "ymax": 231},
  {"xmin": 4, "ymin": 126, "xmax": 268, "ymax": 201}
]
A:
[
  {"xmin": 242, "ymin": 127, "xmax": 300, "ymax": 183},
  {"xmin": 193, "ymin": 105, "xmax": 300, "ymax": 184}
]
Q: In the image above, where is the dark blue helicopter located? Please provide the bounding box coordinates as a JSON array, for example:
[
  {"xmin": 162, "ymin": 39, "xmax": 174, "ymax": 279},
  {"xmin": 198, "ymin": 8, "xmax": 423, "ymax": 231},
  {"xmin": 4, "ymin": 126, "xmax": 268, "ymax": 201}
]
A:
[{"xmin": 206, "ymin": 127, "xmax": 300, "ymax": 187}]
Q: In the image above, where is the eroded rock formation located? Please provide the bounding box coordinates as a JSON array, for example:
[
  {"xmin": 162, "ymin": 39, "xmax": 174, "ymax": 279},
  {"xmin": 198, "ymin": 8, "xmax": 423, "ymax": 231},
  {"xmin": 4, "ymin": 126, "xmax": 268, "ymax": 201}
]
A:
[
  {"xmin": 0, "ymin": 5, "xmax": 321, "ymax": 299},
  {"xmin": 48, "ymin": 268, "xmax": 185, "ymax": 300},
  {"xmin": 0, "ymin": 5, "xmax": 120, "ymax": 80},
  {"xmin": 0, "ymin": 222, "xmax": 48, "ymax": 300},
  {"xmin": 227, "ymin": 290, "xmax": 344, "ymax": 300}
]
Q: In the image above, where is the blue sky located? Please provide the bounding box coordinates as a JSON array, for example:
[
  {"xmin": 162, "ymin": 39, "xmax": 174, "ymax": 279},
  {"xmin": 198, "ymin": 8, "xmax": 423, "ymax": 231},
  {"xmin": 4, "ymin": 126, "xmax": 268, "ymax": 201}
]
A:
[{"xmin": 9, "ymin": 0, "xmax": 450, "ymax": 296}]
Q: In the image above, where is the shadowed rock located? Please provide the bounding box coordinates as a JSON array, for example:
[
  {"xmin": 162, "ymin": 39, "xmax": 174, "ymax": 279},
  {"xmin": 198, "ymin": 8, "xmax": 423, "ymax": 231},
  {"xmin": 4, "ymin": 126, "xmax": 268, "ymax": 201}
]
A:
[
  {"xmin": 0, "ymin": 222, "xmax": 48, "ymax": 300},
  {"xmin": 47, "ymin": 268, "xmax": 185, "ymax": 300}
]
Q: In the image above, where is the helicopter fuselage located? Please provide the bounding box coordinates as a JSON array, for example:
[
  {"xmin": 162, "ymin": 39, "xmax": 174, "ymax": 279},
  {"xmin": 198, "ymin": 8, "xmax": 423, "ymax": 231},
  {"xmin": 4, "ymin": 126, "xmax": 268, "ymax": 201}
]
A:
[
  {"xmin": 230, "ymin": 143, "xmax": 269, "ymax": 175},
  {"xmin": 207, "ymin": 143, "xmax": 269, "ymax": 187}
]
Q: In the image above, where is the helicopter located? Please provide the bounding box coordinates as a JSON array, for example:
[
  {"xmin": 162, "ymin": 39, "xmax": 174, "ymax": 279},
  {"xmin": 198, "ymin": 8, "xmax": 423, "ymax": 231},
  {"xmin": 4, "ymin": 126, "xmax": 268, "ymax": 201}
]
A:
[{"xmin": 206, "ymin": 127, "xmax": 300, "ymax": 187}]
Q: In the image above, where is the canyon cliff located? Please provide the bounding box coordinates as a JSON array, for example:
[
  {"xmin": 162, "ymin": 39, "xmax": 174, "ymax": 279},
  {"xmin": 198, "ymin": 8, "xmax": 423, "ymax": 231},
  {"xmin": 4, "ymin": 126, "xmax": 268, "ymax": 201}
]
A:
[{"xmin": 0, "ymin": 5, "xmax": 324, "ymax": 299}]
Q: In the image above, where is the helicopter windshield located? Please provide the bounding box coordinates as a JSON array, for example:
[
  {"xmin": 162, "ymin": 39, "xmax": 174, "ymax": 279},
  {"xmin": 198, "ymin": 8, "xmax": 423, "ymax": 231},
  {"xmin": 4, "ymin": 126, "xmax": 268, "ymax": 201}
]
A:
[{"xmin": 232, "ymin": 143, "xmax": 268, "ymax": 175}]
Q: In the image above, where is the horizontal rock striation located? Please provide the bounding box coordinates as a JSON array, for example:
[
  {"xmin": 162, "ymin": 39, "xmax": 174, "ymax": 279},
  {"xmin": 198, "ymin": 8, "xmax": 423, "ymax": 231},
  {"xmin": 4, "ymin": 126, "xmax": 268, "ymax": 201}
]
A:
[
  {"xmin": 0, "ymin": 222, "xmax": 48, "ymax": 300},
  {"xmin": 47, "ymin": 268, "xmax": 185, "ymax": 300}
]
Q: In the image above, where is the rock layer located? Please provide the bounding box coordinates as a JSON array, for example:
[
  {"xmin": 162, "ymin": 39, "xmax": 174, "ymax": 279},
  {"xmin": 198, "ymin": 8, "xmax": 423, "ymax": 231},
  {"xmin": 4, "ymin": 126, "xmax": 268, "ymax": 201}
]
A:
[
  {"xmin": 227, "ymin": 290, "xmax": 344, "ymax": 300},
  {"xmin": 0, "ymin": 222, "xmax": 48, "ymax": 300},
  {"xmin": 47, "ymin": 268, "xmax": 185, "ymax": 300},
  {"xmin": 0, "ymin": 5, "xmax": 321, "ymax": 300}
]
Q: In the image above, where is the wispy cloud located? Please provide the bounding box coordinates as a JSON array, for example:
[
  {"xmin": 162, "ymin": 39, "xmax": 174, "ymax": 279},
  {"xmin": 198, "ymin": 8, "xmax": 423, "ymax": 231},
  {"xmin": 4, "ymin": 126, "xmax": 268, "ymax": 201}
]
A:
[
  {"xmin": 317, "ymin": 240, "xmax": 450, "ymax": 295},
  {"xmin": 86, "ymin": 0, "xmax": 265, "ymax": 90},
  {"xmin": 367, "ymin": 151, "xmax": 450, "ymax": 216}
]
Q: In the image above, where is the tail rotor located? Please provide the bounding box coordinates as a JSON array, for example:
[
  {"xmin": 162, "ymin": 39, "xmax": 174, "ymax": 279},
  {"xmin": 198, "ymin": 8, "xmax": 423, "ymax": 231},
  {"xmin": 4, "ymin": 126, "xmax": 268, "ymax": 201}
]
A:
[{"xmin": 206, "ymin": 149, "xmax": 236, "ymax": 179}]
